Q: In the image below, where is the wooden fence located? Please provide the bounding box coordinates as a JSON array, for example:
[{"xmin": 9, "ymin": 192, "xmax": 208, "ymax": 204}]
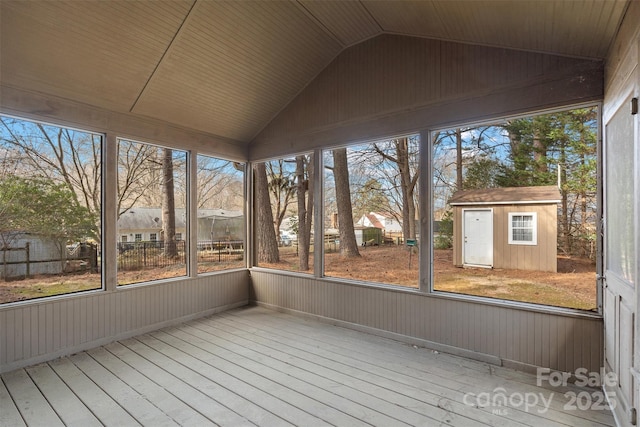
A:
[{"xmin": 1, "ymin": 242, "xmax": 98, "ymax": 280}]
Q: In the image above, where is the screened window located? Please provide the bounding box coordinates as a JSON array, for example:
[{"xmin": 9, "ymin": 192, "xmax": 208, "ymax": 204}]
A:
[
  {"xmin": 117, "ymin": 139, "xmax": 187, "ymax": 286},
  {"xmin": 0, "ymin": 115, "xmax": 102, "ymax": 304},
  {"xmin": 605, "ymin": 97, "xmax": 636, "ymax": 283},
  {"xmin": 254, "ymin": 154, "xmax": 314, "ymax": 273},
  {"xmin": 196, "ymin": 155, "xmax": 245, "ymax": 274},
  {"xmin": 432, "ymin": 106, "xmax": 598, "ymax": 310},
  {"xmin": 509, "ymin": 213, "xmax": 537, "ymax": 245},
  {"xmin": 323, "ymin": 136, "xmax": 420, "ymax": 288}
]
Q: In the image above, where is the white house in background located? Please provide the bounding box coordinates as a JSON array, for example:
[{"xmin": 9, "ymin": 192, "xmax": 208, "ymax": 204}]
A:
[
  {"xmin": 117, "ymin": 207, "xmax": 243, "ymax": 243},
  {"xmin": 117, "ymin": 207, "xmax": 184, "ymax": 243},
  {"xmin": 355, "ymin": 212, "xmax": 403, "ymax": 235}
]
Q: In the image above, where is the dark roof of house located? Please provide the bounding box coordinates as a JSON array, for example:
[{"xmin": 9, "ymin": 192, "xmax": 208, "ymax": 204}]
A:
[
  {"xmin": 449, "ymin": 186, "xmax": 561, "ymax": 205},
  {"xmin": 117, "ymin": 207, "xmax": 242, "ymax": 230}
]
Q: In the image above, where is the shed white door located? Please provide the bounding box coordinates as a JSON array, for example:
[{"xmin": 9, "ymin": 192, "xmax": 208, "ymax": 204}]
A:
[{"xmin": 463, "ymin": 209, "xmax": 493, "ymax": 267}]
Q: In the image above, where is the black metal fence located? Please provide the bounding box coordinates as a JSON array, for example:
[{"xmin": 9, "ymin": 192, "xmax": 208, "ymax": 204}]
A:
[
  {"xmin": 117, "ymin": 240, "xmax": 187, "ymax": 271},
  {"xmin": 117, "ymin": 240, "xmax": 244, "ymax": 271}
]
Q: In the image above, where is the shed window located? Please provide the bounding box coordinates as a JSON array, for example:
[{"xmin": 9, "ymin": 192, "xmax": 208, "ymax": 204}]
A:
[{"xmin": 509, "ymin": 213, "xmax": 537, "ymax": 245}]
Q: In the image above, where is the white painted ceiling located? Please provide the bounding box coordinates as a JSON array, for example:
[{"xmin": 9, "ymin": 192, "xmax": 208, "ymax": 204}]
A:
[{"xmin": 0, "ymin": 0, "xmax": 630, "ymax": 143}]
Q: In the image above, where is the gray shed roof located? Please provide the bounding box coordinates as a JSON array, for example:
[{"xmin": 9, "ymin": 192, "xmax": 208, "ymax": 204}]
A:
[{"xmin": 449, "ymin": 186, "xmax": 562, "ymax": 206}]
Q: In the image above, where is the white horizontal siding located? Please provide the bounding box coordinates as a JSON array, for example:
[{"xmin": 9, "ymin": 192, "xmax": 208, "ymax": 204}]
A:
[
  {"xmin": 0, "ymin": 270, "xmax": 249, "ymax": 373},
  {"xmin": 250, "ymin": 270, "xmax": 603, "ymax": 373}
]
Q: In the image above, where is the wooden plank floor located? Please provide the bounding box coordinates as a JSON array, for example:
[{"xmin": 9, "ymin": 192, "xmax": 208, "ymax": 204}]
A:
[{"xmin": 1, "ymin": 306, "xmax": 616, "ymax": 427}]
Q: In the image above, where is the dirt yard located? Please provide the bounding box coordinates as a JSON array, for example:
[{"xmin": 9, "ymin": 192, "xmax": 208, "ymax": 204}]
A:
[
  {"xmin": 325, "ymin": 246, "xmax": 596, "ymax": 310},
  {"xmin": 1, "ymin": 246, "xmax": 597, "ymax": 310}
]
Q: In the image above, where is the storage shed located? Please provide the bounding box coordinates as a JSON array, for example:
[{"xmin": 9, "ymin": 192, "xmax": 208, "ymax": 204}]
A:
[{"xmin": 449, "ymin": 186, "xmax": 561, "ymax": 272}]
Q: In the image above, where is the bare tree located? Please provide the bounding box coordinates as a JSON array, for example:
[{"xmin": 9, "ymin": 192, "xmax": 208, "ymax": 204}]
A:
[
  {"xmin": 266, "ymin": 159, "xmax": 296, "ymax": 238},
  {"xmin": 456, "ymin": 129, "xmax": 463, "ymax": 191},
  {"xmin": 295, "ymin": 154, "xmax": 314, "ymax": 270},
  {"xmin": 332, "ymin": 148, "xmax": 360, "ymax": 257},
  {"xmin": 116, "ymin": 140, "xmax": 163, "ymax": 220},
  {"xmin": 161, "ymin": 148, "xmax": 177, "ymax": 258},
  {"xmin": 1, "ymin": 117, "xmax": 105, "ymax": 237},
  {"xmin": 374, "ymin": 137, "xmax": 419, "ymax": 240},
  {"xmin": 197, "ymin": 158, "xmax": 243, "ymax": 210},
  {"xmin": 254, "ymin": 162, "xmax": 279, "ymax": 263}
]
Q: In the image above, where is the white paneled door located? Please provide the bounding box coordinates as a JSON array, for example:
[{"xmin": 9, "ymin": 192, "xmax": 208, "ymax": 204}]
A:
[
  {"xmin": 604, "ymin": 93, "xmax": 637, "ymax": 426},
  {"xmin": 463, "ymin": 209, "xmax": 493, "ymax": 268}
]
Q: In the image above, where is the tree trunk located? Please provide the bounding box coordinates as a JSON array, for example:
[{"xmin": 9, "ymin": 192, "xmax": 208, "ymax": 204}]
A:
[
  {"xmin": 254, "ymin": 163, "xmax": 279, "ymax": 263},
  {"xmin": 161, "ymin": 148, "xmax": 177, "ymax": 258},
  {"xmin": 396, "ymin": 138, "xmax": 417, "ymax": 240},
  {"xmin": 295, "ymin": 155, "xmax": 312, "ymax": 270},
  {"xmin": 455, "ymin": 129, "xmax": 463, "ymax": 191},
  {"xmin": 305, "ymin": 156, "xmax": 314, "ymax": 262},
  {"xmin": 532, "ymin": 128, "xmax": 548, "ymax": 173},
  {"xmin": 267, "ymin": 160, "xmax": 295, "ymax": 239},
  {"xmin": 559, "ymin": 147, "xmax": 571, "ymax": 254},
  {"xmin": 332, "ymin": 148, "xmax": 360, "ymax": 257},
  {"xmin": 580, "ymin": 152, "xmax": 588, "ymax": 230}
]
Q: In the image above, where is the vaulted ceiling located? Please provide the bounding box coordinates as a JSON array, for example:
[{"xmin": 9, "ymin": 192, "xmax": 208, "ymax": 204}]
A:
[{"xmin": 0, "ymin": 0, "xmax": 630, "ymax": 144}]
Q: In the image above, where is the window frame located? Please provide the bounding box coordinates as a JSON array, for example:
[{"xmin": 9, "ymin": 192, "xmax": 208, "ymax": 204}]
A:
[
  {"xmin": 195, "ymin": 153, "xmax": 247, "ymax": 275},
  {"xmin": 252, "ymin": 152, "xmax": 316, "ymax": 274},
  {"xmin": 427, "ymin": 102, "xmax": 602, "ymax": 313},
  {"xmin": 115, "ymin": 137, "xmax": 190, "ymax": 286},
  {"xmin": 508, "ymin": 212, "xmax": 538, "ymax": 246},
  {"xmin": 0, "ymin": 113, "xmax": 105, "ymax": 304}
]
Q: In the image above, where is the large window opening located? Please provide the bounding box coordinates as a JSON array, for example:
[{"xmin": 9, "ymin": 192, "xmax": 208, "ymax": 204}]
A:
[
  {"xmin": 117, "ymin": 139, "xmax": 187, "ymax": 285},
  {"xmin": 196, "ymin": 155, "xmax": 245, "ymax": 273},
  {"xmin": 323, "ymin": 136, "xmax": 420, "ymax": 287},
  {"xmin": 432, "ymin": 106, "xmax": 599, "ymax": 310},
  {"xmin": 0, "ymin": 116, "xmax": 102, "ymax": 303},
  {"xmin": 254, "ymin": 154, "xmax": 314, "ymax": 273}
]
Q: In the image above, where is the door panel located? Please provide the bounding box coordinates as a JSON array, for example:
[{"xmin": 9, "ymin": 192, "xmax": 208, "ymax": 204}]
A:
[
  {"xmin": 604, "ymin": 94, "xmax": 637, "ymax": 424},
  {"xmin": 605, "ymin": 287, "xmax": 617, "ymax": 370},
  {"xmin": 620, "ymin": 301, "xmax": 635, "ymax": 410},
  {"xmin": 463, "ymin": 209, "xmax": 493, "ymax": 267}
]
